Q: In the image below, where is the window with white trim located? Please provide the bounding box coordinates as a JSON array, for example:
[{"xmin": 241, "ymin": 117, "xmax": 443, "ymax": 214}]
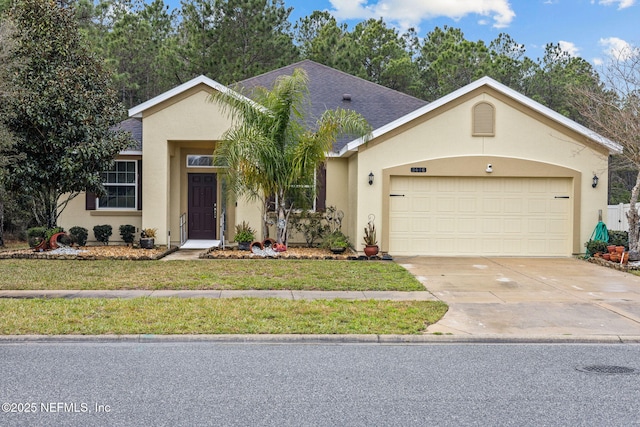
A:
[
  {"xmin": 98, "ymin": 160, "xmax": 137, "ymax": 209},
  {"xmin": 272, "ymin": 170, "xmax": 318, "ymax": 212}
]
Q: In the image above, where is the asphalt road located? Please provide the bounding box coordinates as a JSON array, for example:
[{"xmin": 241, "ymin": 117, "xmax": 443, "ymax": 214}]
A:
[{"xmin": 1, "ymin": 342, "xmax": 639, "ymax": 426}]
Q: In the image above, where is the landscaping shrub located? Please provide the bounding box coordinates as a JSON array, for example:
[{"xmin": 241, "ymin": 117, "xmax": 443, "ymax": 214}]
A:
[
  {"xmin": 608, "ymin": 230, "xmax": 629, "ymax": 249},
  {"xmin": 289, "ymin": 210, "xmax": 328, "ymax": 247},
  {"xmin": 119, "ymin": 224, "xmax": 136, "ymax": 245},
  {"xmin": 44, "ymin": 227, "xmax": 64, "ymax": 242},
  {"xmin": 585, "ymin": 239, "xmax": 608, "ymax": 256},
  {"xmin": 69, "ymin": 226, "xmax": 88, "ymax": 246},
  {"xmin": 93, "ymin": 225, "xmax": 113, "ymax": 245},
  {"xmin": 321, "ymin": 230, "xmax": 351, "ymax": 250},
  {"xmin": 26, "ymin": 227, "xmax": 47, "ymax": 248}
]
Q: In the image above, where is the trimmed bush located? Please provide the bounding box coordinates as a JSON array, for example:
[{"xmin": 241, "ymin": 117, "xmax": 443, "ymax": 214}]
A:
[
  {"xmin": 586, "ymin": 239, "xmax": 608, "ymax": 256},
  {"xmin": 69, "ymin": 226, "xmax": 88, "ymax": 246},
  {"xmin": 608, "ymin": 230, "xmax": 629, "ymax": 249},
  {"xmin": 93, "ymin": 224, "xmax": 113, "ymax": 245},
  {"xmin": 119, "ymin": 224, "xmax": 136, "ymax": 245},
  {"xmin": 26, "ymin": 227, "xmax": 47, "ymax": 248}
]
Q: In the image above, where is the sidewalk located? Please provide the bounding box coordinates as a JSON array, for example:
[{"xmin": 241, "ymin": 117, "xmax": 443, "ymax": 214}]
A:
[{"xmin": 0, "ymin": 289, "xmax": 436, "ymax": 301}]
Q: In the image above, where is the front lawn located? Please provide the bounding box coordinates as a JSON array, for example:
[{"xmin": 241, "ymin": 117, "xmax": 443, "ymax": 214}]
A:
[
  {"xmin": 0, "ymin": 259, "xmax": 425, "ymax": 291},
  {"xmin": 0, "ymin": 298, "xmax": 448, "ymax": 335}
]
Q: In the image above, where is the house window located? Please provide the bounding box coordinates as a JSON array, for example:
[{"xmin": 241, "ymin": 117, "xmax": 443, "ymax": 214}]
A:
[
  {"xmin": 98, "ymin": 161, "xmax": 137, "ymax": 209},
  {"xmin": 187, "ymin": 155, "xmax": 214, "ymax": 167},
  {"xmin": 472, "ymin": 102, "xmax": 495, "ymax": 136},
  {"xmin": 289, "ymin": 181, "xmax": 317, "ymax": 211},
  {"xmin": 271, "ymin": 169, "xmax": 322, "ymax": 212}
]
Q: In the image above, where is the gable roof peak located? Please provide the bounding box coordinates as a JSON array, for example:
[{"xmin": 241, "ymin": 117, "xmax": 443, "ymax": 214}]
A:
[
  {"xmin": 128, "ymin": 75, "xmax": 230, "ymax": 118},
  {"xmin": 339, "ymin": 75, "xmax": 621, "ymax": 156}
]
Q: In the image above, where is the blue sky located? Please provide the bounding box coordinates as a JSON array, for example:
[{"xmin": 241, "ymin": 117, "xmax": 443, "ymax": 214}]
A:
[{"xmin": 280, "ymin": 0, "xmax": 639, "ymax": 66}]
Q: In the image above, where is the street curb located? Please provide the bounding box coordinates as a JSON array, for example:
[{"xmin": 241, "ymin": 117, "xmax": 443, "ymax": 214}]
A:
[{"xmin": 1, "ymin": 334, "xmax": 640, "ymax": 344}]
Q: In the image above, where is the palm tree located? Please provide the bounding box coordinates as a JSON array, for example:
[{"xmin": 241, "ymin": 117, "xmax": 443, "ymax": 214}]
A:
[{"xmin": 210, "ymin": 68, "xmax": 371, "ymax": 244}]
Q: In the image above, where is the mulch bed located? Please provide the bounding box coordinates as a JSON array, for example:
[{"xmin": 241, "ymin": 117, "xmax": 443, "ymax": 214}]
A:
[
  {"xmin": 0, "ymin": 245, "xmax": 174, "ymax": 260},
  {"xmin": 201, "ymin": 246, "xmax": 361, "ymax": 260},
  {"xmin": 0, "ymin": 245, "xmax": 380, "ymax": 261}
]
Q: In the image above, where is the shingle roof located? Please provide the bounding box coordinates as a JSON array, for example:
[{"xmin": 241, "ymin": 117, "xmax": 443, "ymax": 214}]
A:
[
  {"xmin": 116, "ymin": 117, "xmax": 142, "ymax": 151},
  {"xmin": 236, "ymin": 60, "xmax": 428, "ymax": 152}
]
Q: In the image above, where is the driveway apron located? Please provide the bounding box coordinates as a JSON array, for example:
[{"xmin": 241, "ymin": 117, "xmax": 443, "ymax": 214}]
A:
[{"xmin": 395, "ymin": 256, "xmax": 640, "ymax": 337}]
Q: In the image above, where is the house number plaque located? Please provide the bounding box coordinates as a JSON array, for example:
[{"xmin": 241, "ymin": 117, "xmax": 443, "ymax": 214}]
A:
[{"xmin": 410, "ymin": 167, "xmax": 427, "ymax": 173}]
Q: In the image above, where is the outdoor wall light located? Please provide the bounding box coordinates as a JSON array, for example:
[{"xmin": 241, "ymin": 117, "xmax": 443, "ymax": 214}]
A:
[
  {"xmin": 592, "ymin": 174, "xmax": 599, "ymax": 188},
  {"xmin": 368, "ymin": 172, "xmax": 374, "ymax": 185},
  {"xmin": 485, "ymin": 164, "xmax": 493, "ymax": 173}
]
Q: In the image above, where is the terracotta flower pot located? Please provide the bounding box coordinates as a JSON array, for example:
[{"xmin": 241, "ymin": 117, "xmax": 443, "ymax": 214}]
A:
[
  {"xmin": 623, "ymin": 252, "xmax": 629, "ymax": 264},
  {"xmin": 607, "ymin": 245, "xmax": 616, "ymax": 254},
  {"xmin": 262, "ymin": 238, "xmax": 276, "ymax": 248},
  {"xmin": 250, "ymin": 241, "xmax": 264, "ymax": 251},
  {"xmin": 603, "ymin": 253, "xmax": 611, "ymax": 261},
  {"xmin": 363, "ymin": 245, "xmax": 379, "ymax": 257},
  {"xmin": 616, "ymin": 246, "xmax": 625, "ymax": 254}
]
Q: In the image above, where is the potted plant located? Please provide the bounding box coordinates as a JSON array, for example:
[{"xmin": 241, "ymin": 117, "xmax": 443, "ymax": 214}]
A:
[
  {"xmin": 234, "ymin": 221, "xmax": 255, "ymax": 251},
  {"xmin": 140, "ymin": 228, "xmax": 157, "ymax": 249},
  {"xmin": 322, "ymin": 230, "xmax": 350, "ymax": 254},
  {"xmin": 363, "ymin": 215, "xmax": 379, "ymax": 257}
]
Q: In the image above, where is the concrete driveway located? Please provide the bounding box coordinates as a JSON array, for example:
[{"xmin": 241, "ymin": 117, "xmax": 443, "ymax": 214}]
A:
[{"xmin": 395, "ymin": 256, "xmax": 640, "ymax": 338}]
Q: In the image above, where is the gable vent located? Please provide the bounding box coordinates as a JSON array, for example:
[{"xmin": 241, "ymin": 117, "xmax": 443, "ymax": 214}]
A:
[{"xmin": 472, "ymin": 102, "xmax": 495, "ymax": 136}]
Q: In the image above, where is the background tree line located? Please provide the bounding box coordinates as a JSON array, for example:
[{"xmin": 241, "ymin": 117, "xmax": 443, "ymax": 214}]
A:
[
  {"xmin": 66, "ymin": 0, "xmax": 601, "ymax": 116},
  {"xmin": 0, "ymin": 0, "xmax": 636, "ymax": 244}
]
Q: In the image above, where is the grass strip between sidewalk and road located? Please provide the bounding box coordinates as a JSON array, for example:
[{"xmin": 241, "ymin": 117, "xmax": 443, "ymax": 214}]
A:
[
  {"xmin": 0, "ymin": 298, "xmax": 448, "ymax": 335},
  {"xmin": 0, "ymin": 259, "xmax": 425, "ymax": 291}
]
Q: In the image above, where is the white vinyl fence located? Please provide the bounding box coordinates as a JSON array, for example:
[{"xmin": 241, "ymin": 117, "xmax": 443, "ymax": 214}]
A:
[{"xmin": 607, "ymin": 203, "xmax": 640, "ymax": 231}]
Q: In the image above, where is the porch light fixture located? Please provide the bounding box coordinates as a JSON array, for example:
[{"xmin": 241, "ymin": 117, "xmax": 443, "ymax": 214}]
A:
[
  {"xmin": 485, "ymin": 164, "xmax": 493, "ymax": 173},
  {"xmin": 592, "ymin": 174, "xmax": 599, "ymax": 188},
  {"xmin": 368, "ymin": 172, "xmax": 374, "ymax": 185}
]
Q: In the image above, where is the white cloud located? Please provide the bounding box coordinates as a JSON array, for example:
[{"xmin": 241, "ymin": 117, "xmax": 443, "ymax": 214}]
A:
[
  {"xmin": 559, "ymin": 41, "xmax": 580, "ymax": 56},
  {"xmin": 599, "ymin": 37, "xmax": 637, "ymax": 60},
  {"xmin": 595, "ymin": 0, "xmax": 636, "ymax": 9},
  {"xmin": 328, "ymin": 0, "xmax": 516, "ymax": 31}
]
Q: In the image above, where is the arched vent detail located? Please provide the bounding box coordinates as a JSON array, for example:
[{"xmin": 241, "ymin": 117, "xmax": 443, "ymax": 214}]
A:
[{"xmin": 472, "ymin": 102, "xmax": 495, "ymax": 136}]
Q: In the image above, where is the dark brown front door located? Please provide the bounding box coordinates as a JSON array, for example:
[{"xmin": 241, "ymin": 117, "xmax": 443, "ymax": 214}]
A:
[{"xmin": 188, "ymin": 173, "xmax": 216, "ymax": 239}]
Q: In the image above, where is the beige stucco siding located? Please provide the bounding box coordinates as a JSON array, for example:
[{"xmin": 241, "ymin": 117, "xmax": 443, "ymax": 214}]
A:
[
  {"xmin": 351, "ymin": 88, "xmax": 609, "ymax": 255},
  {"xmin": 58, "ymin": 154, "xmax": 142, "ymax": 245},
  {"xmin": 59, "ymin": 195, "xmax": 142, "ymax": 245},
  {"xmin": 142, "ymin": 85, "xmax": 233, "ymax": 245}
]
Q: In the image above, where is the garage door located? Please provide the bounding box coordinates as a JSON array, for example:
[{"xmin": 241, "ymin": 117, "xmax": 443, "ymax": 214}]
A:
[{"xmin": 389, "ymin": 177, "xmax": 572, "ymax": 256}]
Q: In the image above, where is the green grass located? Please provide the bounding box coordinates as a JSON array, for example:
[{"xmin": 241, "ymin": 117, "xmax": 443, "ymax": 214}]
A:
[
  {"xmin": 0, "ymin": 259, "xmax": 425, "ymax": 291},
  {"xmin": 0, "ymin": 298, "xmax": 448, "ymax": 335}
]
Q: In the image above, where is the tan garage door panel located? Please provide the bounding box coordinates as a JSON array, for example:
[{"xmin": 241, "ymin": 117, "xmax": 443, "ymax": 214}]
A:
[{"xmin": 389, "ymin": 177, "xmax": 572, "ymax": 256}]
